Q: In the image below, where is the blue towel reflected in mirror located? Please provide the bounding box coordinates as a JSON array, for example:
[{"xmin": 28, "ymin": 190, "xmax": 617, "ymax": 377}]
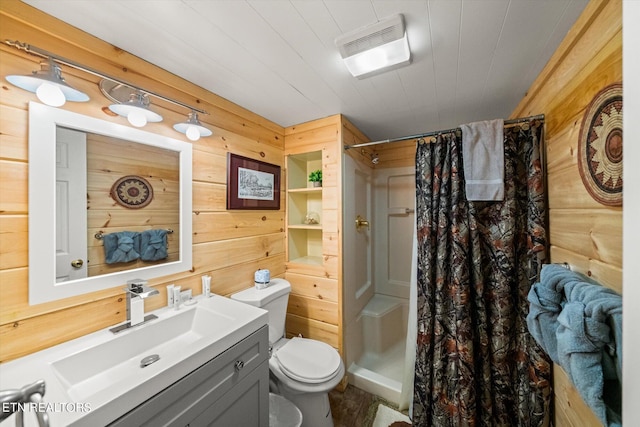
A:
[
  {"xmin": 140, "ymin": 229, "xmax": 169, "ymax": 261},
  {"xmin": 103, "ymin": 231, "xmax": 141, "ymax": 264},
  {"xmin": 102, "ymin": 229, "xmax": 169, "ymax": 264}
]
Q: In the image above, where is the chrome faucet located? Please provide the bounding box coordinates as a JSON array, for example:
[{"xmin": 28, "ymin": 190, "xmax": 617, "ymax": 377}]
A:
[
  {"xmin": 127, "ymin": 281, "xmax": 160, "ymax": 299},
  {"xmin": 0, "ymin": 379, "xmax": 50, "ymax": 426},
  {"xmin": 110, "ymin": 280, "xmax": 159, "ymax": 333}
]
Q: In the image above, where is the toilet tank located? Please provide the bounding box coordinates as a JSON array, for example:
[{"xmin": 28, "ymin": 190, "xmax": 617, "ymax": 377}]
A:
[{"xmin": 231, "ymin": 278, "xmax": 291, "ymax": 344}]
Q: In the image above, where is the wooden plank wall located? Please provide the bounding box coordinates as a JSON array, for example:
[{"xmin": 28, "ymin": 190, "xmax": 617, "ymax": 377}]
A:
[
  {"xmin": 342, "ymin": 118, "xmax": 377, "ymax": 170},
  {"xmin": 511, "ymin": 0, "xmax": 623, "ymax": 291},
  {"xmin": 283, "ymin": 115, "xmax": 343, "ymax": 355},
  {"xmin": 0, "ymin": 1, "xmax": 286, "ymax": 362},
  {"xmin": 281, "ymin": 114, "xmax": 371, "ymax": 391},
  {"xmin": 373, "ymin": 139, "xmax": 417, "ymax": 170},
  {"xmin": 511, "ymin": 0, "xmax": 622, "ymax": 424},
  {"xmin": 86, "ymin": 134, "xmax": 180, "ymax": 277}
]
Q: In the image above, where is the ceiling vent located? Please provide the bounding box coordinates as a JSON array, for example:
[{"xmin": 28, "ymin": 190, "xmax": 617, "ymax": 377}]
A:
[{"xmin": 335, "ymin": 14, "xmax": 411, "ymax": 79}]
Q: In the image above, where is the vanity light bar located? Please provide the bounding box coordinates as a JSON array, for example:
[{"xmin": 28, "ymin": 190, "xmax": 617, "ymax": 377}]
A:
[{"xmin": 4, "ymin": 40, "xmax": 212, "ymax": 137}]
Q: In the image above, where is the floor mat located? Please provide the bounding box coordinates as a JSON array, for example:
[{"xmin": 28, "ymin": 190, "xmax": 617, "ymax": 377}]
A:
[{"xmin": 372, "ymin": 403, "xmax": 411, "ymax": 427}]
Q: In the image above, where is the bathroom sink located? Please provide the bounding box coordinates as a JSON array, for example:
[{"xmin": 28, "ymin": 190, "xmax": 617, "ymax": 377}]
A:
[
  {"xmin": 0, "ymin": 294, "xmax": 268, "ymax": 426},
  {"xmin": 51, "ymin": 304, "xmax": 234, "ymax": 401}
]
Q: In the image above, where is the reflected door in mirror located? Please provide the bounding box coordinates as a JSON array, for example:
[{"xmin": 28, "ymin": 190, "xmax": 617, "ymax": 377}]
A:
[{"xmin": 56, "ymin": 127, "xmax": 88, "ymax": 282}]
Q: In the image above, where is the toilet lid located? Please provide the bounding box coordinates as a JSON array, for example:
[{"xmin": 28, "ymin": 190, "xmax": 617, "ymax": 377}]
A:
[{"xmin": 274, "ymin": 338, "xmax": 341, "ymax": 384}]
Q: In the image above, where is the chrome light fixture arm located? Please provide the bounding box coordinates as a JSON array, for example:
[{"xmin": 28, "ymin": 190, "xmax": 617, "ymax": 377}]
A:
[{"xmin": 4, "ymin": 39, "xmax": 208, "ymax": 115}]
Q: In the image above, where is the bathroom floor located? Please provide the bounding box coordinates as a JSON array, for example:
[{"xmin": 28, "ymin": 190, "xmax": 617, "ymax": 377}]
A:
[{"xmin": 329, "ymin": 384, "xmax": 411, "ymax": 427}]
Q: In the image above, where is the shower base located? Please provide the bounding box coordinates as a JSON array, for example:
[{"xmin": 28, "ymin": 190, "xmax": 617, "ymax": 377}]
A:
[
  {"xmin": 347, "ymin": 294, "xmax": 407, "ymax": 405},
  {"xmin": 348, "ymin": 340, "xmax": 405, "ymax": 404}
]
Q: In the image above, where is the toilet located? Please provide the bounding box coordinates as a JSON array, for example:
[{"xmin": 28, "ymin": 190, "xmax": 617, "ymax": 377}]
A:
[{"xmin": 232, "ymin": 278, "xmax": 345, "ymax": 427}]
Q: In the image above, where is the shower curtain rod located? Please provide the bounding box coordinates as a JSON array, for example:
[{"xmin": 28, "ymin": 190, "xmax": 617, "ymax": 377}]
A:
[{"xmin": 344, "ymin": 114, "xmax": 545, "ymax": 149}]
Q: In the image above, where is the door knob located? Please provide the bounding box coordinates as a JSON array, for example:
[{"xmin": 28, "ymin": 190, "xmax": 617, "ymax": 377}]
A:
[
  {"xmin": 355, "ymin": 215, "xmax": 370, "ymax": 231},
  {"xmin": 71, "ymin": 259, "xmax": 84, "ymax": 268}
]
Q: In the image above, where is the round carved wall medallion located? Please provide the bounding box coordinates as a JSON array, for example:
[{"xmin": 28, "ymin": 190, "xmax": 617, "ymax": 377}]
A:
[
  {"xmin": 577, "ymin": 83, "xmax": 623, "ymax": 206},
  {"xmin": 110, "ymin": 175, "xmax": 154, "ymax": 209}
]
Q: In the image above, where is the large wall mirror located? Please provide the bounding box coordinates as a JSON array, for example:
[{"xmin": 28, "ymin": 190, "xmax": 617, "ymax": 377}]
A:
[{"xmin": 29, "ymin": 102, "xmax": 193, "ymax": 305}]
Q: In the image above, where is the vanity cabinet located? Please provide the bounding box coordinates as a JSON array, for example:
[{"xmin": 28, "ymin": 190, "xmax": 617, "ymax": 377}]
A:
[{"xmin": 108, "ymin": 326, "xmax": 269, "ymax": 427}]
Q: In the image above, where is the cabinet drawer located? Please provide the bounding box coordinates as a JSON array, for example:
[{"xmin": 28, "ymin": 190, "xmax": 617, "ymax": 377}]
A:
[{"xmin": 109, "ymin": 325, "xmax": 268, "ymax": 427}]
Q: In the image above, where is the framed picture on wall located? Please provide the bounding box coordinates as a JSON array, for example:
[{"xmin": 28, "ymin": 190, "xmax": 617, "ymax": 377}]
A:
[{"xmin": 227, "ymin": 153, "xmax": 281, "ymax": 210}]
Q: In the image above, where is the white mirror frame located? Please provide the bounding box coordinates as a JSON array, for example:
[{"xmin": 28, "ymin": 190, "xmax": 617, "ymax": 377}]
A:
[{"xmin": 28, "ymin": 102, "xmax": 193, "ymax": 305}]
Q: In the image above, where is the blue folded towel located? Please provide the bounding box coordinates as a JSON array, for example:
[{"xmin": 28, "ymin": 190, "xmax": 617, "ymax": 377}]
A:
[
  {"xmin": 140, "ymin": 229, "xmax": 168, "ymax": 261},
  {"xmin": 526, "ymin": 264, "xmax": 622, "ymax": 426},
  {"xmin": 525, "ymin": 275, "xmax": 563, "ymax": 364},
  {"xmin": 103, "ymin": 231, "xmax": 141, "ymax": 264}
]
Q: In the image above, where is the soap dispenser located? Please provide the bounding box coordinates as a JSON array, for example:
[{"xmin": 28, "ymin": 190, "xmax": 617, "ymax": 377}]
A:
[{"xmin": 173, "ymin": 286, "xmax": 182, "ymax": 310}]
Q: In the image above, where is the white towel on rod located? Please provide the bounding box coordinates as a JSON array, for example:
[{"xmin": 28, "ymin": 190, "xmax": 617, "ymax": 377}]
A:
[{"xmin": 460, "ymin": 119, "xmax": 504, "ymax": 201}]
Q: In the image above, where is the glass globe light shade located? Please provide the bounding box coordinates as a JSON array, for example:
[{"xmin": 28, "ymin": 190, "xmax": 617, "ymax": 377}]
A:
[
  {"xmin": 127, "ymin": 109, "xmax": 148, "ymax": 127},
  {"xmin": 36, "ymin": 82, "xmax": 66, "ymax": 107},
  {"xmin": 186, "ymin": 125, "xmax": 201, "ymax": 141}
]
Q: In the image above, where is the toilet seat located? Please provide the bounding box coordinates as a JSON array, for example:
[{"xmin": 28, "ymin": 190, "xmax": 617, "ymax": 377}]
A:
[{"xmin": 274, "ymin": 337, "xmax": 341, "ymax": 384}]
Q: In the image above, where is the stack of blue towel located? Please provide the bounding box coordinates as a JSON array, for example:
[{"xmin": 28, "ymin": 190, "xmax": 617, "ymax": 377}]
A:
[
  {"xmin": 526, "ymin": 264, "xmax": 622, "ymax": 426},
  {"xmin": 103, "ymin": 229, "xmax": 169, "ymax": 264}
]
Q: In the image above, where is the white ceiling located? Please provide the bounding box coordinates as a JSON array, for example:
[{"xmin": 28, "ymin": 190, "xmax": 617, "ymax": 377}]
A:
[{"xmin": 24, "ymin": 0, "xmax": 589, "ymax": 141}]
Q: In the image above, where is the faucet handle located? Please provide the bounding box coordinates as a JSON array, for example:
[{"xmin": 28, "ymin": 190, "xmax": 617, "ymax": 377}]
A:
[
  {"xmin": 125, "ymin": 279, "xmax": 157, "ymax": 298},
  {"xmin": 124, "ymin": 284, "xmax": 143, "ymax": 295},
  {"xmin": 124, "ymin": 280, "xmax": 159, "ymax": 298},
  {"xmin": 127, "ymin": 279, "xmax": 147, "ymax": 291}
]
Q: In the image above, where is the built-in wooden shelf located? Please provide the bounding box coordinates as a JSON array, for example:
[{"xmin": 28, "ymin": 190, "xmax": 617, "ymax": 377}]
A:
[
  {"xmin": 287, "ymin": 187, "xmax": 322, "ymax": 194},
  {"xmin": 288, "ymin": 224, "xmax": 322, "ymax": 230},
  {"xmin": 286, "ymin": 151, "xmax": 324, "ymax": 264},
  {"xmin": 287, "ymin": 255, "xmax": 323, "ymax": 266}
]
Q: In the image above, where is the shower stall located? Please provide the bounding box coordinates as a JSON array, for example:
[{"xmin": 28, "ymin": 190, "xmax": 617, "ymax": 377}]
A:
[{"xmin": 343, "ymin": 153, "xmax": 415, "ymax": 407}]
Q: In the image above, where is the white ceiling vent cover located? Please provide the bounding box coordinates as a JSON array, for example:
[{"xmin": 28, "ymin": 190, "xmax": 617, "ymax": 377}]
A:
[{"xmin": 335, "ymin": 14, "xmax": 411, "ymax": 79}]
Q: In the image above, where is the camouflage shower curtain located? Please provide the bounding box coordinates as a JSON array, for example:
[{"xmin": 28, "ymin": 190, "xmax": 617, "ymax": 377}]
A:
[{"xmin": 412, "ymin": 122, "xmax": 551, "ymax": 427}]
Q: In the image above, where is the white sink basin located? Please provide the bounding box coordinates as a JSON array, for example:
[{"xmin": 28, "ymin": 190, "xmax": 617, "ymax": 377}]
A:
[
  {"xmin": 0, "ymin": 294, "xmax": 267, "ymax": 426},
  {"xmin": 52, "ymin": 305, "xmax": 235, "ymax": 402}
]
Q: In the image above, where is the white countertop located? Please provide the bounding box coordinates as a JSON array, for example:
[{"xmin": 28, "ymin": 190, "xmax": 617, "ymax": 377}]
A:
[{"xmin": 0, "ymin": 294, "xmax": 267, "ymax": 426}]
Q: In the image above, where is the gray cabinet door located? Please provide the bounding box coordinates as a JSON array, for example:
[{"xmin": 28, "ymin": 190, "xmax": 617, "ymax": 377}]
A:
[{"xmin": 109, "ymin": 326, "xmax": 269, "ymax": 427}]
